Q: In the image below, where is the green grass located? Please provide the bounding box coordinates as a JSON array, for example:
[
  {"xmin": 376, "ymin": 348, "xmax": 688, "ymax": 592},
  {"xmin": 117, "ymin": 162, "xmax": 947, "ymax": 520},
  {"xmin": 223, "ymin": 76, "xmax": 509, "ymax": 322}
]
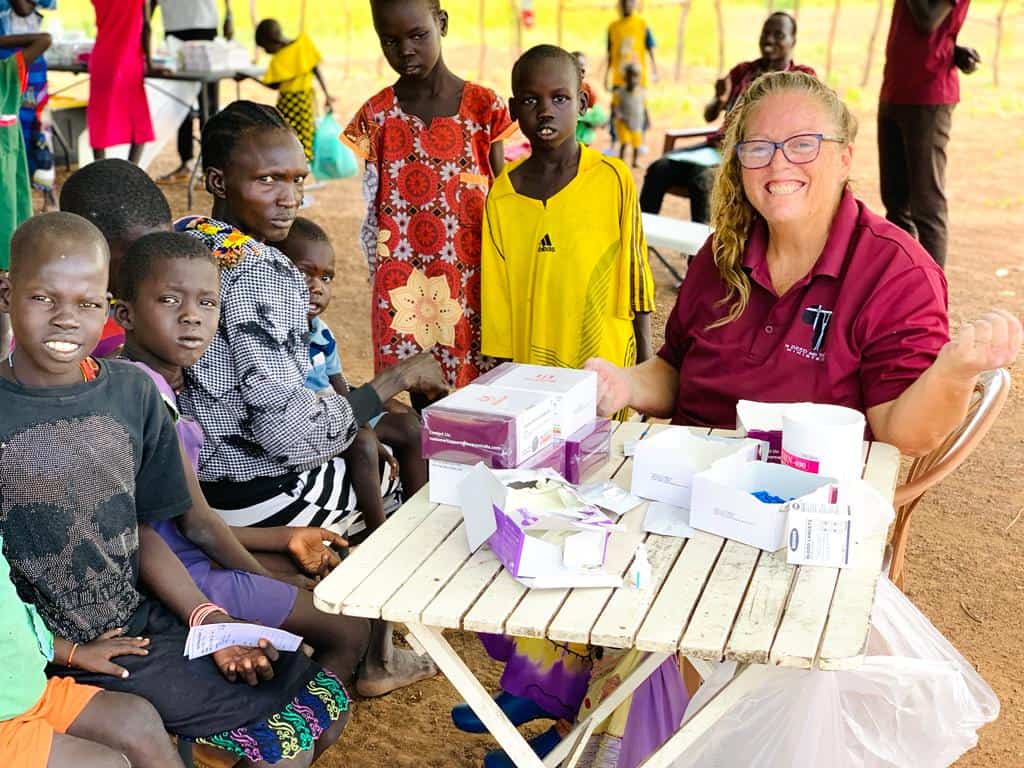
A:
[{"xmin": 48, "ymin": 0, "xmax": 1024, "ymax": 121}]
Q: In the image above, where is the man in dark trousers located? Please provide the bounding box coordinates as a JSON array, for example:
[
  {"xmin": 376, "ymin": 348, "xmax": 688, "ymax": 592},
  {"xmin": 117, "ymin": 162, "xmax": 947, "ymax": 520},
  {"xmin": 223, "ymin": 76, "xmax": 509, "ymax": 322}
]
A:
[
  {"xmin": 878, "ymin": 0, "xmax": 980, "ymax": 268},
  {"xmin": 157, "ymin": 0, "xmax": 234, "ymax": 182}
]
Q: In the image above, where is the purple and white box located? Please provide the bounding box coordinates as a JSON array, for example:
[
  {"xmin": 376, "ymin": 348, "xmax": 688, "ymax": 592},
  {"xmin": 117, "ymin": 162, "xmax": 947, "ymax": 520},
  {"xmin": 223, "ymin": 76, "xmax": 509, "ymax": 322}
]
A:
[
  {"xmin": 564, "ymin": 418, "xmax": 613, "ymax": 485},
  {"xmin": 422, "ymin": 384, "xmax": 557, "ymax": 468},
  {"xmin": 475, "ymin": 363, "xmax": 597, "ymax": 437},
  {"xmin": 460, "ymin": 464, "xmax": 623, "ymax": 588},
  {"xmin": 428, "ymin": 440, "xmax": 567, "ymax": 506}
]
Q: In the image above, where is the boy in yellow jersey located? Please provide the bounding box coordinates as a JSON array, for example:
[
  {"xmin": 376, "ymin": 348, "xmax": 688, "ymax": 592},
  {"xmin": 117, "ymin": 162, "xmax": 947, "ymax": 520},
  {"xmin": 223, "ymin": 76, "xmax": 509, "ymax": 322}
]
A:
[
  {"xmin": 481, "ymin": 45, "xmax": 654, "ymax": 382},
  {"xmin": 605, "ymin": 0, "xmax": 657, "ymax": 91}
]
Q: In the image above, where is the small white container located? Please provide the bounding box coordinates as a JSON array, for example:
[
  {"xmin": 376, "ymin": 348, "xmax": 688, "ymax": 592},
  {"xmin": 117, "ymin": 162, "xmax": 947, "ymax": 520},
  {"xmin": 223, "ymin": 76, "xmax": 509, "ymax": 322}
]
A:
[{"xmin": 781, "ymin": 403, "xmax": 866, "ymax": 482}]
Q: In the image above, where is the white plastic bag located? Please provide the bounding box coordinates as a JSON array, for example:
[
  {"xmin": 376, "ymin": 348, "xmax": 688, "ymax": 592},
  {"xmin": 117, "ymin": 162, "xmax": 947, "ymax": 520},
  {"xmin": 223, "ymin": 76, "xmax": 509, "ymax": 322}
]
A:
[{"xmin": 672, "ymin": 578, "xmax": 999, "ymax": 768}]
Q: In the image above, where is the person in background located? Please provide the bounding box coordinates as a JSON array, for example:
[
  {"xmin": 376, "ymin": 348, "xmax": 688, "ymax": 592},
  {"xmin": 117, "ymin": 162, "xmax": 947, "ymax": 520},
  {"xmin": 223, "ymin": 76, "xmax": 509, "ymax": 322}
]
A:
[
  {"xmin": 0, "ymin": 0, "xmax": 58, "ymax": 211},
  {"xmin": 88, "ymin": 0, "xmax": 161, "ymax": 164},
  {"xmin": 605, "ymin": 0, "xmax": 656, "ymax": 152},
  {"xmin": 878, "ymin": 0, "xmax": 978, "ymax": 268},
  {"xmin": 0, "ymin": 30, "xmax": 49, "ymax": 359},
  {"xmin": 157, "ymin": 0, "xmax": 234, "ymax": 183},
  {"xmin": 343, "ymin": 0, "xmax": 514, "ymax": 395},
  {"xmin": 638, "ymin": 11, "xmax": 814, "ymax": 223},
  {"xmin": 59, "ymin": 158, "xmax": 175, "ymax": 358},
  {"xmin": 243, "ymin": 17, "xmax": 333, "ymax": 161},
  {"xmin": 612, "ymin": 61, "xmax": 646, "ymax": 167},
  {"xmin": 572, "ymin": 49, "xmax": 607, "ymax": 146}
]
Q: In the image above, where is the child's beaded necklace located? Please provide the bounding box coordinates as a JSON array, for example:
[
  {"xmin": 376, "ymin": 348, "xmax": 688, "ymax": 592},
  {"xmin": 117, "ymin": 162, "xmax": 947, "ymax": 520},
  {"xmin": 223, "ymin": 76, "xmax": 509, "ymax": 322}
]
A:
[{"xmin": 5, "ymin": 352, "xmax": 100, "ymax": 384}]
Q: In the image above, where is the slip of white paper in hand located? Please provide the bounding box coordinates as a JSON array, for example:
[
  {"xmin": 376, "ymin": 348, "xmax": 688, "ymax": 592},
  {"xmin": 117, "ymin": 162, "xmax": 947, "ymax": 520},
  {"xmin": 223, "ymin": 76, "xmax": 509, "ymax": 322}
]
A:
[{"xmin": 184, "ymin": 623, "xmax": 304, "ymax": 660}]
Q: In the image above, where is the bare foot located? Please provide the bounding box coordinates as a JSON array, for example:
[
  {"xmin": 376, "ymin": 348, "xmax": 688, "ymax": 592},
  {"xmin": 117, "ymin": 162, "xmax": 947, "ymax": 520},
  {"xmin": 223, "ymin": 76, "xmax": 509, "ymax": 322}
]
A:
[{"xmin": 356, "ymin": 646, "xmax": 438, "ymax": 698}]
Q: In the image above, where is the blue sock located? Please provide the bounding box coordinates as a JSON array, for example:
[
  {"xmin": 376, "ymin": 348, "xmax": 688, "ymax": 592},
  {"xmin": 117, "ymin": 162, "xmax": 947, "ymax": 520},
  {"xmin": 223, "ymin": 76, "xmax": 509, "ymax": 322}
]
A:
[
  {"xmin": 483, "ymin": 727, "xmax": 561, "ymax": 768},
  {"xmin": 452, "ymin": 691, "xmax": 552, "ymax": 734}
]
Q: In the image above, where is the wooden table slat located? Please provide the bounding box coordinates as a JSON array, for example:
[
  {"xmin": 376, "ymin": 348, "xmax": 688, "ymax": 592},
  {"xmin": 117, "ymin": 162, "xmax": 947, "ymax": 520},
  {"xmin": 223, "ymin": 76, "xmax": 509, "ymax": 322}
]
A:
[
  {"xmin": 381, "ymin": 522, "xmax": 475, "ymax": 624},
  {"xmin": 341, "ymin": 504, "xmax": 465, "ymax": 618},
  {"xmin": 313, "ymin": 486, "xmax": 438, "ymax": 614},
  {"xmin": 634, "ymin": 531, "xmax": 724, "ymax": 652},
  {"xmin": 678, "ymin": 539, "xmax": 761, "ymax": 660},
  {"xmin": 589, "ymin": 533, "xmax": 686, "ymax": 648},
  {"xmin": 462, "ymin": 569, "xmax": 529, "ymax": 634},
  {"xmin": 420, "ymin": 546, "xmax": 504, "ymax": 628},
  {"xmin": 724, "ymin": 548, "xmax": 795, "ymax": 664},
  {"xmin": 817, "ymin": 442, "xmax": 901, "ymax": 670}
]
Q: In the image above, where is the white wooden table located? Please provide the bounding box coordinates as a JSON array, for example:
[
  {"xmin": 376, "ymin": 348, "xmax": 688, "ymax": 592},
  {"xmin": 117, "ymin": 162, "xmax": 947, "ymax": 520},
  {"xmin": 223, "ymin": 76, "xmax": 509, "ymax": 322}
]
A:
[
  {"xmin": 641, "ymin": 214, "xmax": 711, "ymax": 256},
  {"xmin": 314, "ymin": 421, "xmax": 900, "ymax": 768}
]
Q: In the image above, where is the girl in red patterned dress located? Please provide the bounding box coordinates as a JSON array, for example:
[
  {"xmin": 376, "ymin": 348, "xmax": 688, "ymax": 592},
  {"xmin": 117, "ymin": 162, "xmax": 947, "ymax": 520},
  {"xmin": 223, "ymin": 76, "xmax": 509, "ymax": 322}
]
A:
[{"xmin": 343, "ymin": 0, "xmax": 515, "ymax": 394}]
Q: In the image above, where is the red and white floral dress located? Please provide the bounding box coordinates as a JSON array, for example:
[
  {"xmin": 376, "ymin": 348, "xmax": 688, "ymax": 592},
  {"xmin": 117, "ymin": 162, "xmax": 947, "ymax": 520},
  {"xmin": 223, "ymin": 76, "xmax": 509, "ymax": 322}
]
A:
[{"xmin": 342, "ymin": 83, "xmax": 515, "ymax": 387}]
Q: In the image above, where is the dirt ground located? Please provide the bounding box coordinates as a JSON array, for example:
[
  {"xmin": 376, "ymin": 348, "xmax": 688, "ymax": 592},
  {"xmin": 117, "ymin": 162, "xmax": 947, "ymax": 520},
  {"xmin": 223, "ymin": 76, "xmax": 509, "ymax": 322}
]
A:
[{"xmin": 124, "ymin": 91, "xmax": 1023, "ymax": 766}]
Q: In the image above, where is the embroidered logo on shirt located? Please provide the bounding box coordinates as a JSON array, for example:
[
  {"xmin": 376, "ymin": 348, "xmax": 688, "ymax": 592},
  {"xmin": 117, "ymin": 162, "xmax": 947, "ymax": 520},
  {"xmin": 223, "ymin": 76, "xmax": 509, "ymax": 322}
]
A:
[
  {"xmin": 802, "ymin": 304, "xmax": 833, "ymax": 353},
  {"xmin": 538, "ymin": 233, "xmax": 556, "ymax": 253}
]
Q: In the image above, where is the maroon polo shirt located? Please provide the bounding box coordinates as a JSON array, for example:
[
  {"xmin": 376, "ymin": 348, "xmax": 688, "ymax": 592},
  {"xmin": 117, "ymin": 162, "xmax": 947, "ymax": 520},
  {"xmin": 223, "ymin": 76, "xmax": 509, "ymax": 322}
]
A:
[
  {"xmin": 657, "ymin": 190, "xmax": 949, "ymax": 429},
  {"xmin": 880, "ymin": 0, "xmax": 971, "ymax": 105}
]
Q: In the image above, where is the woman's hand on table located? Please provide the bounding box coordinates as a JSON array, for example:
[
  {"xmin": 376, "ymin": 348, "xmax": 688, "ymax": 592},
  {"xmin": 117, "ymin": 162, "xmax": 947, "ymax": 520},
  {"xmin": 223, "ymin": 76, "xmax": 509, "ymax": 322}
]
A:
[
  {"xmin": 585, "ymin": 357, "xmax": 633, "ymax": 417},
  {"xmin": 936, "ymin": 309, "xmax": 1022, "ymax": 383}
]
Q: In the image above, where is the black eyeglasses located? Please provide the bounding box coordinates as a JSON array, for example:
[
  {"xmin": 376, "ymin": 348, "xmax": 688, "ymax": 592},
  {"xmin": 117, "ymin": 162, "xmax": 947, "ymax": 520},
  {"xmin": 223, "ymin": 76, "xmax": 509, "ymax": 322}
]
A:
[{"xmin": 735, "ymin": 133, "xmax": 845, "ymax": 169}]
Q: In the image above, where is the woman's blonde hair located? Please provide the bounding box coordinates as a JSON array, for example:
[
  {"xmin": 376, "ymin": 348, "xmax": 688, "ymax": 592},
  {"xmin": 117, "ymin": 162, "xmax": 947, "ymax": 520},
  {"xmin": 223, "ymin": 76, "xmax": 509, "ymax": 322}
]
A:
[{"xmin": 708, "ymin": 71, "xmax": 858, "ymax": 327}]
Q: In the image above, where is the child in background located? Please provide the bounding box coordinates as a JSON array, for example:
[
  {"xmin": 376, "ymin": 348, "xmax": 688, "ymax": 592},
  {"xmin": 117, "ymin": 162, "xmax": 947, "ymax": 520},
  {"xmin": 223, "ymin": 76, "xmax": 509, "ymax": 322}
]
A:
[
  {"xmin": 248, "ymin": 18, "xmax": 333, "ymax": 160},
  {"xmin": 482, "ymin": 45, "xmax": 654, "ymax": 376},
  {"xmin": 0, "ymin": 31, "xmax": 49, "ymax": 357},
  {"xmin": 605, "ymin": 0, "xmax": 656, "ymax": 150},
  {"xmin": 472, "ymin": 45, "xmax": 658, "ymax": 767},
  {"xmin": 343, "ymin": 0, "xmax": 515, "ymax": 396},
  {"xmin": 276, "ymin": 216, "xmax": 428, "ymax": 521},
  {"xmin": 0, "ymin": 536, "xmax": 184, "ymax": 768},
  {"xmin": 59, "ymin": 158, "xmax": 175, "ymax": 358},
  {"xmin": 88, "ymin": 0, "xmax": 157, "ymax": 164},
  {"xmin": 0, "ymin": 212, "xmax": 350, "ymax": 765},
  {"xmin": 571, "ymin": 50, "xmax": 607, "ymax": 147},
  {"xmin": 116, "ymin": 230, "xmax": 374, "ymax": 686},
  {"xmin": 612, "ymin": 62, "xmax": 647, "ymax": 167}
]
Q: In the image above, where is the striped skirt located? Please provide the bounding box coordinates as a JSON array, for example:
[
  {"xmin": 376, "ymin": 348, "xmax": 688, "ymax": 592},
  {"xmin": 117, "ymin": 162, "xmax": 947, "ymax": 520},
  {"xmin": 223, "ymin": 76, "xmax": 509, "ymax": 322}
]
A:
[{"xmin": 205, "ymin": 454, "xmax": 400, "ymax": 536}]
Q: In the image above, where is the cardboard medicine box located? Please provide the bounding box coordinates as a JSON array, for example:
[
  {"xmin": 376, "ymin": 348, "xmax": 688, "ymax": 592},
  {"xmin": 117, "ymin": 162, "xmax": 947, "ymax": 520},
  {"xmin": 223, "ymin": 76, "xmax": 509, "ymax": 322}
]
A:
[
  {"xmin": 735, "ymin": 400, "xmax": 810, "ymax": 463},
  {"xmin": 421, "ymin": 384, "xmax": 556, "ymax": 468},
  {"xmin": 564, "ymin": 418, "xmax": 612, "ymax": 485},
  {"xmin": 476, "ymin": 363, "xmax": 597, "ymax": 437},
  {"xmin": 459, "ymin": 465, "xmax": 622, "ymax": 588},
  {"xmin": 630, "ymin": 427, "xmax": 762, "ymax": 509},
  {"xmin": 427, "ymin": 440, "xmax": 567, "ymax": 506},
  {"xmin": 689, "ymin": 454, "xmax": 837, "ymax": 551}
]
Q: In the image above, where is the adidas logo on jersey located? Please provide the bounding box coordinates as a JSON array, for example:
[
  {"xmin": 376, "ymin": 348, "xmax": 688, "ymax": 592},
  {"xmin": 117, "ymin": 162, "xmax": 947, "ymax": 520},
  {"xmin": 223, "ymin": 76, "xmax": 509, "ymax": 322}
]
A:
[{"xmin": 538, "ymin": 233, "xmax": 555, "ymax": 253}]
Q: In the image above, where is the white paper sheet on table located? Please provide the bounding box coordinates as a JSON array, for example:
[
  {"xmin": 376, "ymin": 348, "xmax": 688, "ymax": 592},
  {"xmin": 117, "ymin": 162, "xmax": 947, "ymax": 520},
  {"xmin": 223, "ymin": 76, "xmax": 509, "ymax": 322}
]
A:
[
  {"xmin": 184, "ymin": 623, "xmax": 304, "ymax": 660},
  {"xmin": 644, "ymin": 502, "xmax": 696, "ymax": 538},
  {"xmin": 577, "ymin": 480, "xmax": 644, "ymax": 517}
]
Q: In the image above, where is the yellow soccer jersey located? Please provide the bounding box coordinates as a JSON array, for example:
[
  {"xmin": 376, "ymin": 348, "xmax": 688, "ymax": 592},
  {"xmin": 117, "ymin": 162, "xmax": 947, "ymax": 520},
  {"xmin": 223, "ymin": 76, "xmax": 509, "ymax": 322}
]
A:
[
  {"xmin": 608, "ymin": 14, "xmax": 650, "ymax": 87},
  {"xmin": 481, "ymin": 145, "xmax": 655, "ymax": 370}
]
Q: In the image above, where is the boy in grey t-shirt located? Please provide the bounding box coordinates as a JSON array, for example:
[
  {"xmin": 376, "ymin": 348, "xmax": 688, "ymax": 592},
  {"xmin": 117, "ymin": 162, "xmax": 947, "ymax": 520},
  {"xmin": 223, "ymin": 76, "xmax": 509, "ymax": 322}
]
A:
[{"xmin": 612, "ymin": 62, "xmax": 647, "ymax": 168}]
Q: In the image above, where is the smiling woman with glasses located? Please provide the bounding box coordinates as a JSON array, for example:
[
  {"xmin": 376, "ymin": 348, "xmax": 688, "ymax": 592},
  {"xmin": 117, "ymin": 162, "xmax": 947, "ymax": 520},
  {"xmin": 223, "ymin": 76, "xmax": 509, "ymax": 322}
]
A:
[{"xmin": 584, "ymin": 70, "xmax": 1020, "ymax": 463}]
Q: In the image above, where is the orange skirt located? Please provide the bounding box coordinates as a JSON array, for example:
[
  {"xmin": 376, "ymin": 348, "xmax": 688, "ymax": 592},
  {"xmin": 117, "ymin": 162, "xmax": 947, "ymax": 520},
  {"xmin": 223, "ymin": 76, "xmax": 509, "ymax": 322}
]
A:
[{"xmin": 0, "ymin": 677, "xmax": 101, "ymax": 768}]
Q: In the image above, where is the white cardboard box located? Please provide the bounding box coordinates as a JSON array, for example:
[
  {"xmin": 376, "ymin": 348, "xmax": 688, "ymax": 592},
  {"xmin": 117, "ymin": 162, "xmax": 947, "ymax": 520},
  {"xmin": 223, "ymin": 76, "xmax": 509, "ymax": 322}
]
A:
[
  {"xmin": 690, "ymin": 454, "xmax": 837, "ymax": 551},
  {"xmin": 735, "ymin": 400, "xmax": 810, "ymax": 462},
  {"xmin": 459, "ymin": 464, "xmax": 623, "ymax": 588},
  {"xmin": 479, "ymin": 363, "xmax": 597, "ymax": 437},
  {"xmin": 630, "ymin": 427, "xmax": 763, "ymax": 509}
]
